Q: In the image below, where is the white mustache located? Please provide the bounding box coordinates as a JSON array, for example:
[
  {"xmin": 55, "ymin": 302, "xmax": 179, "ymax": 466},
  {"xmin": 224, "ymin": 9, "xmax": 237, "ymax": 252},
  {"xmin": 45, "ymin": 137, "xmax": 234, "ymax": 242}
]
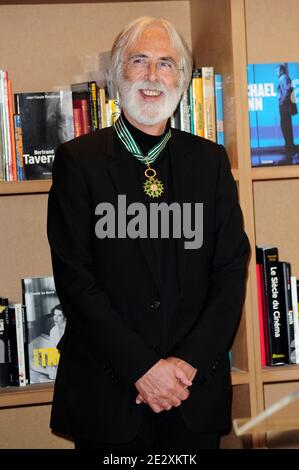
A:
[{"xmin": 131, "ymin": 80, "xmax": 167, "ymax": 94}]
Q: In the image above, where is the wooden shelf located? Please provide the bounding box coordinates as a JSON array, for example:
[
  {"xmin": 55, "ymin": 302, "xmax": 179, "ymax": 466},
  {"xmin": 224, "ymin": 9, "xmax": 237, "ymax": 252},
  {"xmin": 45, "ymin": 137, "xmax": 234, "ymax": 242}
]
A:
[
  {"xmin": 231, "ymin": 168, "xmax": 238, "ymax": 181},
  {"xmin": 231, "ymin": 368, "xmax": 249, "ymax": 385},
  {"xmin": 0, "ymin": 369, "xmax": 247, "ymax": 408},
  {"xmin": 262, "ymin": 365, "xmax": 299, "ymax": 384},
  {"xmin": 0, "ymin": 169, "xmax": 237, "ymax": 196},
  {"xmin": 0, "ymin": 382, "xmax": 54, "ymax": 409},
  {"xmin": 0, "ymin": 180, "xmax": 52, "ymax": 195},
  {"xmin": 252, "ymin": 165, "xmax": 299, "ymax": 181},
  {"xmin": 0, "ymin": 0, "xmax": 170, "ymax": 4}
]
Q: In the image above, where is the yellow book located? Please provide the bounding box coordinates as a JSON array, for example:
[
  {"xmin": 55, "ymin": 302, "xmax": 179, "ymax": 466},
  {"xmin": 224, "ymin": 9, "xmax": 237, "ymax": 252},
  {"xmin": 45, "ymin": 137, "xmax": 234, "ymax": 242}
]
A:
[
  {"xmin": 202, "ymin": 66, "xmax": 216, "ymax": 142},
  {"xmin": 192, "ymin": 69, "xmax": 204, "ymax": 137}
]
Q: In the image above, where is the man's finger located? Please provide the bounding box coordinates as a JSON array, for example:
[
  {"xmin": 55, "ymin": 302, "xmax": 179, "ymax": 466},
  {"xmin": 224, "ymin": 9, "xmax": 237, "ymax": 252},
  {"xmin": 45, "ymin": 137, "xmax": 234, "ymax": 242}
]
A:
[{"xmin": 174, "ymin": 366, "xmax": 193, "ymax": 387}]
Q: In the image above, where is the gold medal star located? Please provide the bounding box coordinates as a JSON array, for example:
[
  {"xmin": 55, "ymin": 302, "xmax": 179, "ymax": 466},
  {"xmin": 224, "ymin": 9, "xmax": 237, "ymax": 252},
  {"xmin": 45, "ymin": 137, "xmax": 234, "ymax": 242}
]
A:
[{"xmin": 144, "ymin": 178, "xmax": 164, "ymax": 198}]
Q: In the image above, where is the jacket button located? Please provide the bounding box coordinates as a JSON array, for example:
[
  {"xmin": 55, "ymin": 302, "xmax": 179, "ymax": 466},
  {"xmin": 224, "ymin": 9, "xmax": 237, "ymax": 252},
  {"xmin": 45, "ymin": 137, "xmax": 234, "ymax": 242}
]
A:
[
  {"xmin": 150, "ymin": 300, "xmax": 160, "ymax": 310},
  {"xmin": 152, "ymin": 344, "xmax": 159, "ymax": 352}
]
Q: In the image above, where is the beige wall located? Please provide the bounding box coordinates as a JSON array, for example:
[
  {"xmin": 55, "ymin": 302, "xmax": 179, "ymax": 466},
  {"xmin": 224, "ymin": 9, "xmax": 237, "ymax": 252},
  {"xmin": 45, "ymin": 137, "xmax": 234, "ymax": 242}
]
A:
[{"xmin": 0, "ymin": 1, "xmax": 191, "ymax": 93}]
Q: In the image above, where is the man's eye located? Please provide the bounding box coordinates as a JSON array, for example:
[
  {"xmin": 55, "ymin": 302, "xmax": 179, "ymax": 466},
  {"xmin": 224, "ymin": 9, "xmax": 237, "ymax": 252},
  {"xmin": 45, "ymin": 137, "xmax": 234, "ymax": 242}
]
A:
[
  {"xmin": 131, "ymin": 57, "xmax": 146, "ymax": 65},
  {"xmin": 159, "ymin": 61, "xmax": 174, "ymax": 69}
]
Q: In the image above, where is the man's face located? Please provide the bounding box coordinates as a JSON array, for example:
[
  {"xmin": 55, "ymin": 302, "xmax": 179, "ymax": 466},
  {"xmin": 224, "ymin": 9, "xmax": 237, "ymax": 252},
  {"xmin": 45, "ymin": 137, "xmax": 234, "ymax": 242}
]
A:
[{"xmin": 119, "ymin": 27, "xmax": 183, "ymax": 127}]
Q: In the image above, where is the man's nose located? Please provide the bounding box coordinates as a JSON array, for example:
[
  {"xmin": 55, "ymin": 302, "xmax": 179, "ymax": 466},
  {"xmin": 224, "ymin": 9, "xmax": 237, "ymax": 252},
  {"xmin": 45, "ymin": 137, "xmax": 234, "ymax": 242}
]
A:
[{"xmin": 146, "ymin": 61, "xmax": 159, "ymax": 81}]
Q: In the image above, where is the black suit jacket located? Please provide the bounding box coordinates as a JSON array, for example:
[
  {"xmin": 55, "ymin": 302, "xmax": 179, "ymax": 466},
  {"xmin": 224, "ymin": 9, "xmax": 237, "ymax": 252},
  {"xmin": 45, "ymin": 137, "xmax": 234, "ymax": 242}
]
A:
[{"xmin": 47, "ymin": 126, "xmax": 250, "ymax": 443}]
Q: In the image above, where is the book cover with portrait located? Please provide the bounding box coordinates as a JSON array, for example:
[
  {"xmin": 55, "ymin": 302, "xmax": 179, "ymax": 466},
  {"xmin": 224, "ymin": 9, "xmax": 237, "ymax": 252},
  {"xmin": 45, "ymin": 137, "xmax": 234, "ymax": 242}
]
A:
[
  {"xmin": 14, "ymin": 91, "xmax": 74, "ymax": 180},
  {"xmin": 22, "ymin": 276, "xmax": 66, "ymax": 384},
  {"xmin": 247, "ymin": 62, "xmax": 299, "ymax": 167}
]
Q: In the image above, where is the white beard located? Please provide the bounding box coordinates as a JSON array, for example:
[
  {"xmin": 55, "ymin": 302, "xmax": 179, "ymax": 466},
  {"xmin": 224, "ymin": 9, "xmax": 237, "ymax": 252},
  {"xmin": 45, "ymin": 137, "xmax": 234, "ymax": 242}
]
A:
[{"xmin": 119, "ymin": 79, "xmax": 182, "ymax": 126}]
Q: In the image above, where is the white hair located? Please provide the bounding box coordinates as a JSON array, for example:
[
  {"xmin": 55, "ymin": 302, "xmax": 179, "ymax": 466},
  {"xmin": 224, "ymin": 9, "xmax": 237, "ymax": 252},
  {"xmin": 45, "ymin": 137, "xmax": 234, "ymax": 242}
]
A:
[{"xmin": 111, "ymin": 16, "xmax": 193, "ymax": 95}]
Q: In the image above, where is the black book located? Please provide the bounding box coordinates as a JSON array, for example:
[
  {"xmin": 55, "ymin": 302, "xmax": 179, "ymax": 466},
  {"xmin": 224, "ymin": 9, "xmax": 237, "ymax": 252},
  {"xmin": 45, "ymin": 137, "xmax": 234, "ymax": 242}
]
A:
[
  {"xmin": 0, "ymin": 298, "xmax": 9, "ymax": 387},
  {"xmin": 256, "ymin": 246, "xmax": 288, "ymax": 365},
  {"xmin": 14, "ymin": 91, "xmax": 74, "ymax": 180},
  {"xmin": 280, "ymin": 262, "xmax": 296, "ymax": 363},
  {"xmin": 71, "ymin": 81, "xmax": 99, "ymax": 132}
]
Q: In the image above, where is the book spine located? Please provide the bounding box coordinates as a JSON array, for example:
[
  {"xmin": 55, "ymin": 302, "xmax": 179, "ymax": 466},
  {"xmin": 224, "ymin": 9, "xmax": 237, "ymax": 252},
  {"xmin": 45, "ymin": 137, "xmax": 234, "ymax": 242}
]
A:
[
  {"xmin": 281, "ymin": 262, "xmax": 296, "ymax": 364},
  {"xmin": 179, "ymin": 89, "xmax": 191, "ymax": 133},
  {"xmin": 88, "ymin": 81, "xmax": 99, "ymax": 131},
  {"xmin": 2, "ymin": 72, "xmax": 14, "ymax": 181},
  {"xmin": 256, "ymin": 264, "xmax": 267, "ymax": 366},
  {"xmin": 188, "ymin": 80, "xmax": 194, "ymax": 135},
  {"xmin": 3, "ymin": 301, "xmax": 13, "ymax": 385},
  {"xmin": 73, "ymin": 98, "xmax": 90, "ymax": 135},
  {"xmin": 256, "ymin": 246, "xmax": 287, "ymax": 365},
  {"xmin": 192, "ymin": 68, "xmax": 204, "ymax": 137},
  {"xmin": 7, "ymin": 79, "xmax": 17, "ymax": 181},
  {"xmin": 291, "ymin": 276, "xmax": 299, "ymax": 363},
  {"xmin": 14, "ymin": 114, "xmax": 25, "ymax": 181},
  {"xmin": 73, "ymin": 107, "xmax": 83, "ymax": 137},
  {"xmin": 0, "ymin": 303, "xmax": 9, "ymax": 387},
  {"xmin": 0, "ymin": 71, "xmax": 11, "ymax": 181},
  {"xmin": 202, "ymin": 66, "xmax": 216, "ymax": 142},
  {"xmin": 267, "ymin": 262, "xmax": 288, "ymax": 364},
  {"xmin": 8, "ymin": 305, "xmax": 20, "ymax": 386},
  {"xmin": 214, "ymin": 73, "xmax": 225, "ymax": 145},
  {"xmin": 99, "ymin": 88, "xmax": 107, "ymax": 128},
  {"xmin": 22, "ymin": 305, "xmax": 30, "ymax": 385},
  {"xmin": 14, "ymin": 303, "xmax": 26, "ymax": 386}
]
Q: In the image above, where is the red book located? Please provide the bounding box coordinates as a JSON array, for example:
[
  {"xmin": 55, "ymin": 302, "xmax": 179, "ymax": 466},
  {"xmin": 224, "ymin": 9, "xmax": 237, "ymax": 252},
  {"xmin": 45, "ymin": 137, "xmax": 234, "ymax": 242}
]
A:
[
  {"xmin": 73, "ymin": 98, "xmax": 90, "ymax": 135},
  {"xmin": 73, "ymin": 107, "xmax": 83, "ymax": 137}
]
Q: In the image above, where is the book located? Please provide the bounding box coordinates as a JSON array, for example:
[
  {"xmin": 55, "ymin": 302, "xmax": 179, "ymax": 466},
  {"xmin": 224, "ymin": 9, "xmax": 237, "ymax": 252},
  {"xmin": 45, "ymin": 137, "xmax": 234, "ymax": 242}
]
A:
[
  {"xmin": 71, "ymin": 81, "xmax": 99, "ymax": 132},
  {"xmin": 214, "ymin": 74, "xmax": 225, "ymax": 145},
  {"xmin": 256, "ymin": 246, "xmax": 289, "ymax": 365},
  {"xmin": 202, "ymin": 66, "xmax": 216, "ymax": 142},
  {"xmin": 290, "ymin": 276, "xmax": 299, "ymax": 363},
  {"xmin": 247, "ymin": 62, "xmax": 299, "ymax": 167},
  {"xmin": 0, "ymin": 299, "xmax": 9, "ymax": 387},
  {"xmin": 191, "ymin": 68, "xmax": 204, "ymax": 137},
  {"xmin": 256, "ymin": 264, "xmax": 267, "ymax": 366},
  {"xmin": 280, "ymin": 262, "xmax": 296, "ymax": 364},
  {"xmin": 14, "ymin": 91, "xmax": 74, "ymax": 180},
  {"xmin": 22, "ymin": 276, "xmax": 66, "ymax": 383}
]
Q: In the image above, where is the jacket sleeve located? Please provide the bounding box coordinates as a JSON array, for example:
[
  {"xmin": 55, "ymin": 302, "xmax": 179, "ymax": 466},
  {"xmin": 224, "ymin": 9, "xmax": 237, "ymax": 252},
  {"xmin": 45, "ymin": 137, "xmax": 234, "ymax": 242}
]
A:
[
  {"xmin": 171, "ymin": 145, "xmax": 250, "ymax": 381},
  {"xmin": 47, "ymin": 143, "xmax": 159, "ymax": 386}
]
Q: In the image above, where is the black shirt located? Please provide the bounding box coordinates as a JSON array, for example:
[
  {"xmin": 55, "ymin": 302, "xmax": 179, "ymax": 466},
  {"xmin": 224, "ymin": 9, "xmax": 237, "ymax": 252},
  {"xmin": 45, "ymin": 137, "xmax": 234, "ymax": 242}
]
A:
[{"xmin": 120, "ymin": 113, "xmax": 180, "ymax": 356}]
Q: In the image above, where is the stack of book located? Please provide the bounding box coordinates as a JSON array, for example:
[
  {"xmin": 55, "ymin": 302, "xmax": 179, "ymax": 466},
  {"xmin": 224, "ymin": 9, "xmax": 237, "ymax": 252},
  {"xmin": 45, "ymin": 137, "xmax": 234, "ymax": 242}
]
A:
[
  {"xmin": 0, "ymin": 65, "xmax": 225, "ymax": 182},
  {"xmin": 256, "ymin": 245, "xmax": 299, "ymax": 366},
  {"xmin": 0, "ymin": 276, "xmax": 64, "ymax": 388}
]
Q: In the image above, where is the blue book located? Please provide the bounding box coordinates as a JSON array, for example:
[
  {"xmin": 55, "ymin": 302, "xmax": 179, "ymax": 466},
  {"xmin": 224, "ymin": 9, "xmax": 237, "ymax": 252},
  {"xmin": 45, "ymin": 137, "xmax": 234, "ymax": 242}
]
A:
[
  {"xmin": 214, "ymin": 74, "xmax": 224, "ymax": 145},
  {"xmin": 247, "ymin": 62, "xmax": 299, "ymax": 167},
  {"xmin": 13, "ymin": 114, "xmax": 25, "ymax": 181}
]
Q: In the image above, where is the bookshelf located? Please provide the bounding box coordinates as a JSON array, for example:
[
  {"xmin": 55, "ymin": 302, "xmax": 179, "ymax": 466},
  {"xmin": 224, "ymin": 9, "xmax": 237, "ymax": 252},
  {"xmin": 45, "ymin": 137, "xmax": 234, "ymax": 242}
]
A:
[{"xmin": 0, "ymin": 0, "xmax": 298, "ymax": 449}]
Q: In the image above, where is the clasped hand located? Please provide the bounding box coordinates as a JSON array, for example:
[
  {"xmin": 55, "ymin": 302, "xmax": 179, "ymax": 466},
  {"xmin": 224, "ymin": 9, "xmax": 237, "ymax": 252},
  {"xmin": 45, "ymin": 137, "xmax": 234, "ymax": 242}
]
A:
[{"xmin": 134, "ymin": 357, "xmax": 197, "ymax": 413}]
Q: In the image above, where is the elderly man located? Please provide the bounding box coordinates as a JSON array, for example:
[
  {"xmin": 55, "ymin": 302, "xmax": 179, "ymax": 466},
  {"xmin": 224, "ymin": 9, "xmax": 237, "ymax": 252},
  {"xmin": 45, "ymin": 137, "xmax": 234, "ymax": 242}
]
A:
[{"xmin": 47, "ymin": 17, "xmax": 249, "ymax": 450}]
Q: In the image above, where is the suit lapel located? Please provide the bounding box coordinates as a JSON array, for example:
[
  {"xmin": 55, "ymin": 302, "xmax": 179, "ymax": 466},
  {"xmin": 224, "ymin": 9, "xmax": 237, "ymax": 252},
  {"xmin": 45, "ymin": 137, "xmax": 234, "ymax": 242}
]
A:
[{"xmin": 104, "ymin": 127, "xmax": 196, "ymax": 295}]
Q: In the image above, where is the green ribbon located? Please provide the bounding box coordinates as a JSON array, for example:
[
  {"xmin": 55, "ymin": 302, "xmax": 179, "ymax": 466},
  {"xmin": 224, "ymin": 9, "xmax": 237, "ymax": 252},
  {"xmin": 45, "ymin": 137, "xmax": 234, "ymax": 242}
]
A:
[{"xmin": 114, "ymin": 115, "xmax": 171, "ymax": 165}]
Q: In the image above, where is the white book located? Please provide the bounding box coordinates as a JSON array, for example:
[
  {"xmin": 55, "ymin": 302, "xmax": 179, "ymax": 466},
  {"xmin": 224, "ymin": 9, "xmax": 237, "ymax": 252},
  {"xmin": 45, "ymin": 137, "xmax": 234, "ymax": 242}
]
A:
[
  {"xmin": 14, "ymin": 303, "xmax": 27, "ymax": 386},
  {"xmin": 290, "ymin": 276, "xmax": 299, "ymax": 364}
]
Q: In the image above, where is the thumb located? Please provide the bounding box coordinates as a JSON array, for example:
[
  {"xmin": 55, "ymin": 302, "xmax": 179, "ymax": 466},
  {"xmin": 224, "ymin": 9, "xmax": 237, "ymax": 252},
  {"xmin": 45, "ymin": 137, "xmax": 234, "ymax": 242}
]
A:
[
  {"xmin": 174, "ymin": 366, "xmax": 192, "ymax": 387},
  {"xmin": 136, "ymin": 393, "xmax": 144, "ymax": 404}
]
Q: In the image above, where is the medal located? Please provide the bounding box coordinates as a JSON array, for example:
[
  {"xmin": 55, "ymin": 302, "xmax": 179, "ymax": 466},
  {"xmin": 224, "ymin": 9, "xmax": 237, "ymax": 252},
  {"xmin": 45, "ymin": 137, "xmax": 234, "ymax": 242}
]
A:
[
  {"xmin": 143, "ymin": 165, "xmax": 164, "ymax": 198},
  {"xmin": 114, "ymin": 116, "xmax": 171, "ymax": 198}
]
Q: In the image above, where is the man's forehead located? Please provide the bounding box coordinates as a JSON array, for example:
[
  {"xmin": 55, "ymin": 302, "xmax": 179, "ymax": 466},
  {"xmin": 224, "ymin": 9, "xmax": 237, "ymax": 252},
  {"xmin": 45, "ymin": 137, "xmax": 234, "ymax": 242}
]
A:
[{"xmin": 125, "ymin": 27, "xmax": 179, "ymax": 59}]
